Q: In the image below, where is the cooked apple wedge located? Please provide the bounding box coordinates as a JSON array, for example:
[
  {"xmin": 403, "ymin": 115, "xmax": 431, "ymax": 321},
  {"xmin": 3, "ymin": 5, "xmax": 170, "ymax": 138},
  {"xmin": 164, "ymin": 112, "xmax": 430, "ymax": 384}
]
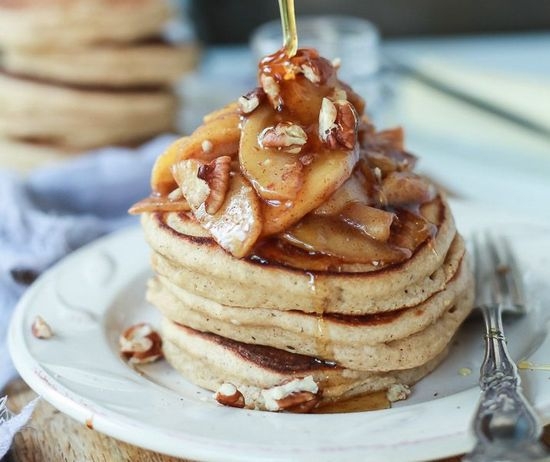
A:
[
  {"xmin": 172, "ymin": 160, "xmax": 262, "ymax": 258},
  {"xmin": 202, "ymin": 102, "xmax": 239, "ymax": 124},
  {"xmin": 391, "ymin": 209, "xmax": 436, "ymax": 253},
  {"xmin": 312, "ymin": 172, "xmax": 368, "ymax": 216},
  {"xmin": 128, "ymin": 188, "xmax": 190, "ymax": 215},
  {"xmin": 261, "ymin": 146, "xmax": 359, "ymax": 236},
  {"xmin": 340, "ymin": 203, "xmax": 395, "ymax": 242},
  {"xmin": 151, "ymin": 108, "xmax": 241, "ymax": 195},
  {"xmin": 282, "ymin": 214, "xmax": 409, "ymax": 264},
  {"xmin": 239, "ymin": 105, "xmax": 304, "ymax": 202},
  {"xmin": 279, "ymin": 76, "xmax": 330, "ymax": 124},
  {"xmin": 381, "ymin": 172, "xmax": 436, "ymax": 206}
]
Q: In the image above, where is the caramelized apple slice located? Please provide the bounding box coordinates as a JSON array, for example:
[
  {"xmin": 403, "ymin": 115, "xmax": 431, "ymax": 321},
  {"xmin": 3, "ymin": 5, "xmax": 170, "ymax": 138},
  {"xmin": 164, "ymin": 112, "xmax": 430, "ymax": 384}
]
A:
[
  {"xmin": 172, "ymin": 161, "xmax": 262, "ymax": 258},
  {"xmin": 282, "ymin": 214, "xmax": 409, "ymax": 264},
  {"xmin": 312, "ymin": 172, "xmax": 368, "ymax": 216},
  {"xmin": 381, "ymin": 172, "xmax": 436, "ymax": 206},
  {"xmin": 362, "ymin": 127, "xmax": 417, "ymax": 176},
  {"xmin": 340, "ymin": 203, "xmax": 395, "ymax": 242},
  {"xmin": 239, "ymin": 105, "xmax": 304, "ymax": 201},
  {"xmin": 262, "ymin": 146, "xmax": 359, "ymax": 236},
  {"xmin": 202, "ymin": 102, "xmax": 239, "ymax": 124},
  {"xmin": 279, "ymin": 76, "xmax": 329, "ymax": 124},
  {"xmin": 391, "ymin": 209, "xmax": 436, "ymax": 253},
  {"xmin": 151, "ymin": 108, "xmax": 241, "ymax": 195},
  {"xmin": 128, "ymin": 188, "xmax": 190, "ymax": 215}
]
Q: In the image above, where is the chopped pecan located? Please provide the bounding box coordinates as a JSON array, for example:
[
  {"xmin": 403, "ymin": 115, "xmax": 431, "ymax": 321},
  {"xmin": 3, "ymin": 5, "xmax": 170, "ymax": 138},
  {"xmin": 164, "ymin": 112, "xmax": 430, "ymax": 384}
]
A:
[
  {"xmin": 238, "ymin": 88, "xmax": 266, "ymax": 115},
  {"xmin": 31, "ymin": 316, "xmax": 53, "ymax": 339},
  {"xmin": 197, "ymin": 156, "xmax": 232, "ymax": 214},
  {"xmin": 201, "ymin": 139, "xmax": 213, "ymax": 153},
  {"xmin": 261, "ymin": 376, "xmax": 320, "ymax": 412},
  {"xmin": 299, "ymin": 153, "xmax": 314, "ymax": 166},
  {"xmin": 119, "ymin": 323, "xmax": 163, "ymax": 365},
  {"xmin": 275, "ymin": 391, "xmax": 321, "ymax": 413},
  {"xmin": 214, "ymin": 383, "xmax": 245, "ymax": 408},
  {"xmin": 299, "ymin": 62, "xmax": 321, "ymax": 84},
  {"xmin": 259, "ymin": 122, "xmax": 308, "ymax": 154},
  {"xmin": 318, "ymin": 98, "xmax": 358, "ymax": 150},
  {"xmin": 330, "ymin": 87, "xmax": 348, "ymax": 102},
  {"xmin": 386, "ymin": 383, "xmax": 411, "ymax": 402},
  {"xmin": 260, "ymin": 73, "xmax": 281, "ymax": 110}
]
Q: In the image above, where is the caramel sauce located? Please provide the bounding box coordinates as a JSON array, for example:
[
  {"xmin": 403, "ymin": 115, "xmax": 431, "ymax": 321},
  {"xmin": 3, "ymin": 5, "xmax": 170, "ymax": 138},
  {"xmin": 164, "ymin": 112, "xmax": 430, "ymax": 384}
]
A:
[
  {"xmin": 278, "ymin": 0, "xmax": 298, "ymax": 58},
  {"xmin": 259, "ymin": 48, "xmax": 335, "ymax": 86},
  {"xmin": 250, "ymin": 201, "xmax": 440, "ymax": 272},
  {"xmin": 305, "ymin": 272, "xmax": 334, "ymax": 360},
  {"xmin": 258, "ymin": 48, "xmax": 337, "ymax": 123},
  {"xmin": 314, "ymin": 390, "xmax": 390, "ymax": 414}
]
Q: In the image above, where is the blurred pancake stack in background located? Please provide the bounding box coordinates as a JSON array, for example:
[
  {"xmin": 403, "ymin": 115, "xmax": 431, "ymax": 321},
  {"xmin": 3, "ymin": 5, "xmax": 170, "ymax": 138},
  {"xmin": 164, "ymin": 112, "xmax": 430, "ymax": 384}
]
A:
[{"xmin": 0, "ymin": 0, "xmax": 199, "ymax": 172}]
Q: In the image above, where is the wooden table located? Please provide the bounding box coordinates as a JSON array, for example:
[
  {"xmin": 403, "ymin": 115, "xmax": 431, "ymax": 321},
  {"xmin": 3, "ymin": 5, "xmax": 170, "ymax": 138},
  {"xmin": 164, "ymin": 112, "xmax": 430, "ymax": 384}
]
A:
[{"xmin": 4, "ymin": 379, "xmax": 550, "ymax": 462}]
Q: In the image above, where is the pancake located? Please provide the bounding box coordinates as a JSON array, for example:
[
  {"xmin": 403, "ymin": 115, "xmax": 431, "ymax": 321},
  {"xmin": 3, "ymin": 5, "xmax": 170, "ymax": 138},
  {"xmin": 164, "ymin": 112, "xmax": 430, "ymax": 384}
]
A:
[
  {"xmin": 0, "ymin": 71, "xmax": 177, "ymax": 149},
  {"xmin": 142, "ymin": 195, "xmax": 459, "ymax": 314},
  {"xmin": 0, "ymin": 137, "xmax": 80, "ymax": 172},
  {"xmin": 1, "ymin": 42, "xmax": 199, "ymax": 88},
  {"xmin": 151, "ymin": 258, "xmax": 472, "ymax": 371},
  {"xmin": 162, "ymin": 321, "xmax": 452, "ymax": 410},
  {"xmin": 0, "ymin": 0, "xmax": 171, "ymax": 50},
  {"xmin": 150, "ymin": 246, "xmax": 468, "ymax": 342}
]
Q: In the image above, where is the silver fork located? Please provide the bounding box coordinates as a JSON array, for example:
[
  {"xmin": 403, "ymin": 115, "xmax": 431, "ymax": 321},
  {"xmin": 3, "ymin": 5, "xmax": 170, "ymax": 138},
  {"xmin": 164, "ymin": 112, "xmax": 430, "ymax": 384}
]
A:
[{"xmin": 464, "ymin": 234, "xmax": 549, "ymax": 461}]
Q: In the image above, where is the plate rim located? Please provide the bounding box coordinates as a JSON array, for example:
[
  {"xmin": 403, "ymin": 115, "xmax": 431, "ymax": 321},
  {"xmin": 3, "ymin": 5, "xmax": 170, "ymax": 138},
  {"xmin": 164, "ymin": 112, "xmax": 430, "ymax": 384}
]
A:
[{"xmin": 8, "ymin": 203, "xmax": 550, "ymax": 461}]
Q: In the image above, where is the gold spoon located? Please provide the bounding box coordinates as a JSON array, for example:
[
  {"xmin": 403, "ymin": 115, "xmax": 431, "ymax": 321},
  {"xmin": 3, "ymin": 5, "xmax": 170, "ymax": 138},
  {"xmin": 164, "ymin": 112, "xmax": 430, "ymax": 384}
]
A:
[{"xmin": 278, "ymin": 0, "xmax": 298, "ymax": 57}]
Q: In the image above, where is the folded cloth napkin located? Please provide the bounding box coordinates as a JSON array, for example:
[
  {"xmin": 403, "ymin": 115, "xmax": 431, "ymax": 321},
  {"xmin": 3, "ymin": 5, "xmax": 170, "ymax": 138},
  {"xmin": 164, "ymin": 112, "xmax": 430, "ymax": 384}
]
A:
[{"xmin": 0, "ymin": 134, "xmax": 176, "ymax": 457}]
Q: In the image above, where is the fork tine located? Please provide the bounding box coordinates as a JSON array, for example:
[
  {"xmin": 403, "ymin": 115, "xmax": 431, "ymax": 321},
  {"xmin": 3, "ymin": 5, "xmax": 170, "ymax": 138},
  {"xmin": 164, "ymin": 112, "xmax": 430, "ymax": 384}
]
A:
[
  {"xmin": 484, "ymin": 232, "xmax": 505, "ymax": 304},
  {"xmin": 485, "ymin": 233, "xmax": 526, "ymax": 314},
  {"xmin": 499, "ymin": 236, "xmax": 526, "ymax": 311},
  {"xmin": 472, "ymin": 232, "xmax": 493, "ymax": 306}
]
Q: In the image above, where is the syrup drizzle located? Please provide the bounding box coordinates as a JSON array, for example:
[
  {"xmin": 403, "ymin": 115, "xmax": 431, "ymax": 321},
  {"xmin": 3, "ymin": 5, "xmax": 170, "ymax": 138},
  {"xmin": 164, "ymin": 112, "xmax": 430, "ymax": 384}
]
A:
[
  {"xmin": 278, "ymin": 0, "xmax": 298, "ymax": 58},
  {"xmin": 314, "ymin": 390, "xmax": 390, "ymax": 413}
]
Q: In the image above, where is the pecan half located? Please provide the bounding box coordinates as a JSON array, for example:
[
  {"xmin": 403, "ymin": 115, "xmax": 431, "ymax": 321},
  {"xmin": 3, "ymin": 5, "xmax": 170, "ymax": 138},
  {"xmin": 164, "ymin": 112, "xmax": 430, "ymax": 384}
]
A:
[
  {"xmin": 197, "ymin": 156, "xmax": 232, "ymax": 214},
  {"xmin": 238, "ymin": 88, "xmax": 265, "ymax": 115},
  {"xmin": 318, "ymin": 98, "xmax": 358, "ymax": 150},
  {"xmin": 259, "ymin": 122, "xmax": 308, "ymax": 154},
  {"xmin": 119, "ymin": 323, "xmax": 163, "ymax": 365},
  {"xmin": 31, "ymin": 316, "xmax": 53, "ymax": 339},
  {"xmin": 214, "ymin": 383, "xmax": 245, "ymax": 408}
]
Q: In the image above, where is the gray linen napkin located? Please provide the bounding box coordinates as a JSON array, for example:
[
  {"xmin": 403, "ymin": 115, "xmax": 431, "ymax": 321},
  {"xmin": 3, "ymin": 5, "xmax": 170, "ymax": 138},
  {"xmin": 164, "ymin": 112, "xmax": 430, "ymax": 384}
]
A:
[{"xmin": 0, "ymin": 134, "xmax": 176, "ymax": 457}]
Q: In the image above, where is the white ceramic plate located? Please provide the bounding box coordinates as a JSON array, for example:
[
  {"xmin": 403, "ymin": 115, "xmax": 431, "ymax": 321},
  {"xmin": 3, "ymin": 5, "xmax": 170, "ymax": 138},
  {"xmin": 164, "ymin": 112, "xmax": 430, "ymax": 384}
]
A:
[{"xmin": 8, "ymin": 201, "xmax": 550, "ymax": 462}]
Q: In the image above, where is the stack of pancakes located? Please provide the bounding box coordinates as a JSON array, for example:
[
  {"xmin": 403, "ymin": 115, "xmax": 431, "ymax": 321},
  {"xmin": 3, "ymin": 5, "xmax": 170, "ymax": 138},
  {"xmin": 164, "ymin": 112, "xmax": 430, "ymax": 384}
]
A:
[
  {"xmin": 133, "ymin": 48, "xmax": 474, "ymax": 411},
  {"xmin": 143, "ymin": 198, "xmax": 473, "ymax": 410},
  {"xmin": 0, "ymin": 0, "xmax": 198, "ymax": 171}
]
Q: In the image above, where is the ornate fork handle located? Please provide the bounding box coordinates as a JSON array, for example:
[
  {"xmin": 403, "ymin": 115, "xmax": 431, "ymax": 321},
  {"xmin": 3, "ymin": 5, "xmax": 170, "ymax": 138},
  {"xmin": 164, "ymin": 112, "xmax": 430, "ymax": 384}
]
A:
[{"xmin": 465, "ymin": 303, "xmax": 548, "ymax": 461}]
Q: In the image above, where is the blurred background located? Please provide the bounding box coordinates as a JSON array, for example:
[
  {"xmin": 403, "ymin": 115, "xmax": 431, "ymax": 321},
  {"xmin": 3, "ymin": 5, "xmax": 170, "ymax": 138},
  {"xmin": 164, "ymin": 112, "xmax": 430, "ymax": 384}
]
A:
[
  {"xmin": 1, "ymin": 2, "xmax": 549, "ymax": 455},
  {"xmin": 190, "ymin": 0, "xmax": 550, "ymax": 43}
]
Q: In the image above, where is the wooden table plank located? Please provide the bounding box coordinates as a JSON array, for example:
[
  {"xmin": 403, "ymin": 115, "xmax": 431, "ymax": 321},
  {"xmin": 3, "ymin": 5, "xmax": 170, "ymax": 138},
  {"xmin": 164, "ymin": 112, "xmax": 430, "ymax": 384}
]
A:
[
  {"xmin": 4, "ymin": 379, "xmax": 187, "ymax": 462},
  {"xmin": 4, "ymin": 379, "xmax": 550, "ymax": 462}
]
